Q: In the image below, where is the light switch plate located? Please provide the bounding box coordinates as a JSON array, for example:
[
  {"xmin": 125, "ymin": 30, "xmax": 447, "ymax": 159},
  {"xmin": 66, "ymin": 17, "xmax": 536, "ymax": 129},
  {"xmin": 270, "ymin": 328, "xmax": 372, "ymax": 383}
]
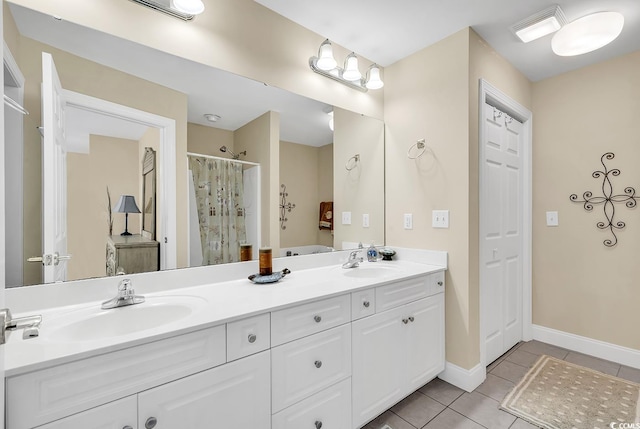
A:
[
  {"xmin": 362, "ymin": 213, "xmax": 370, "ymax": 228},
  {"xmin": 404, "ymin": 213, "xmax": 413, "ymax": 230},
  {"xmin": 342, "ymin": 211, "xmax": 351, "ymax": 225},
  {"xmin": 432, "ymin": 210, "xmax": 449, "ymax": 228},
  {"xmin": 546, "ymin": 211, "xmax": 558, "ymax": 226}
]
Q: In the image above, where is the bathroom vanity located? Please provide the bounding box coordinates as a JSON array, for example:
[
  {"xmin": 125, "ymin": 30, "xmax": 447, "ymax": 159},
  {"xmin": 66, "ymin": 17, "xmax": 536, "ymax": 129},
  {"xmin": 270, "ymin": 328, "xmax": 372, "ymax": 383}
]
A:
[{"xmin": 4, "ymin": 250, "xmax": 446, "ymax": 429}]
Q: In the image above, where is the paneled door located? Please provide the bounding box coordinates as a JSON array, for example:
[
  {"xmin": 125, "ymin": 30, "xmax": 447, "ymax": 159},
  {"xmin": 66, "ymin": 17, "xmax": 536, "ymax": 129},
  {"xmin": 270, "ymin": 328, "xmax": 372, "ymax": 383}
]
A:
[{"xmin": 481, "ymin": 102, "xmax": 525, "ymax": 365}]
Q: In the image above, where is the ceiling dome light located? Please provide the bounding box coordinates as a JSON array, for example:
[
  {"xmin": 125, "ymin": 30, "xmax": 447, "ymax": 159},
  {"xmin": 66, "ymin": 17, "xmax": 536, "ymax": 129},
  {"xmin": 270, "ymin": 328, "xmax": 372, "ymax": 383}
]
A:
[
  {"xmin": 552, "ymin": 11, "xmax": 624, "ymax": 56},
  {"xmin": 342, "ymin": 53, "xmax": 362, "ymax": 81},
  {"xmin": 204, "ymin": 113, "xmax": 221, "ymax": 122},
  {"xmin": 316, "ymin": 39, "xmax": 337, "ymax": 71},
  {"xmin": 173, "ymin": 0, "xmax": 205, "ymax": 15},
  {"xmin": 365, "ymin": 65, "xmax": 384, "ymax": 90}
]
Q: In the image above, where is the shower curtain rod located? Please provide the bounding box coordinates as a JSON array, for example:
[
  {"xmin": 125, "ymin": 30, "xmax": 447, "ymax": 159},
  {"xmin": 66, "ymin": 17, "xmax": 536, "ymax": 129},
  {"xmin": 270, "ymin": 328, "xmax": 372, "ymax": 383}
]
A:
[{"xmin": 187, "ymin": 152, "xmax": 260, "ymax": 167}]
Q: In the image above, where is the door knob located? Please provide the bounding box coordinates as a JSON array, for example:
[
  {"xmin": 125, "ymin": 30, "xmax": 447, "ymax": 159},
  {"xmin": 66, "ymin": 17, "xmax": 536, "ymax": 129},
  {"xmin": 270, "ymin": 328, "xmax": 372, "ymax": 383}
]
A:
[{"xmin": 314, "ymin": 315, "xmax": 322, "ymax": 323}]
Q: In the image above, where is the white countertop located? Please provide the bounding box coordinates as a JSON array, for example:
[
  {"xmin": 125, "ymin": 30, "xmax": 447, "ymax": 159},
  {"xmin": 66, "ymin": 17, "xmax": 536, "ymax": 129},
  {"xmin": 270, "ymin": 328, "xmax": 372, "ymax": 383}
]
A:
[{"xmin": 5, "ymin": 249, "xmax": 446, "ymax": 377}]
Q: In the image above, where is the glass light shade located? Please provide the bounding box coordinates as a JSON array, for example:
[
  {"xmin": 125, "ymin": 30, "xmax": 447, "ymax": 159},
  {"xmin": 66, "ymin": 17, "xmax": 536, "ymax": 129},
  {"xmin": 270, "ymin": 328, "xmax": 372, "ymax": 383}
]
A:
[
  {"xmin": 342, "ymin": 53, "xmax": 362, "ymax": 81},
  {"xmin": 365, "ymin": 65, "xmax": 384, "ymax": 90},
  {"xmin": 552, "ymin": 12, "xmax": 624, "ymax": 56},
  {"xmin": 515, "ymin": 17, "xmax": 561, "ymax": 43},
  {"xmin": 173, "ymin": 0, "xmax": 205, "ymax": 15},
  {"xmin": 316, "ymin": 40, "xmax": 337, "ymax": 71}
]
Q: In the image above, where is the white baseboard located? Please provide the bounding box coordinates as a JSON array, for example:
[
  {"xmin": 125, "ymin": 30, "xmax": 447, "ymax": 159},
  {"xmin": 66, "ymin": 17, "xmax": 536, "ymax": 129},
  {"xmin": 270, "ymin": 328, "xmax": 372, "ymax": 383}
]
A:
[
  {"xmin": 532, "ymin": 324, "xmax": 640, "ymax": 370},
  {"xmin": 438, "ymin": 361, "xmax": 485, "ymax": 392}
]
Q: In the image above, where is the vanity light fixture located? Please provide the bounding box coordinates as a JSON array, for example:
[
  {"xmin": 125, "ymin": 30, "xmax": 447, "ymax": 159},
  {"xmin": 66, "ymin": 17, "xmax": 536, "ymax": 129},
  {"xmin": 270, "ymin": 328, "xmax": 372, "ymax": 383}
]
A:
[
  {"xmin": 309, "ymin": 40, "xmax": 383, "ymax": 92},
  {"xmin": 552, "ymin": 11, "xmax": 624, "ymax": 56},
  {"xmin": 510, "ymin": 5, "xmax": 567, "ymax": 43}
]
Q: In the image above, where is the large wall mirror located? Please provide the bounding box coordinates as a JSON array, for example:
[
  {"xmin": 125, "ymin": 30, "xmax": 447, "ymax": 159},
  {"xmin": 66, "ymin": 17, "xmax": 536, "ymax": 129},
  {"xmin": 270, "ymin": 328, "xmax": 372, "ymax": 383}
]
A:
[{"xmin": 3, "ymin": 0, "xmax": 385, "ymax": 288}]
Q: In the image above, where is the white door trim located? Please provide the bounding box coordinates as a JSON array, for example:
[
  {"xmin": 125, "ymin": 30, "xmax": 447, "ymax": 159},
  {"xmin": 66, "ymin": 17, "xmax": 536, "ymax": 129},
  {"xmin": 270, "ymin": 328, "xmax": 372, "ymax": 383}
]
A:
[
  {"xmin": 478, "ymin": 79, "xmax": 533, "ymax": 368},
  {"xmin": 63, "ymin": 90, "xmax": 177, "ymax": 270}
]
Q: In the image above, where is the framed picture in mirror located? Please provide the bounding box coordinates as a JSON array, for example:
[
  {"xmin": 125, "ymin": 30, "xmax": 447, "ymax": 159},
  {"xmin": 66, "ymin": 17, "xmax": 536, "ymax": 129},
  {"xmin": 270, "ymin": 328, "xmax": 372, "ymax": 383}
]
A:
[{"xmin": 142, "ymin": 147, "xmax": 156, "ymax": 240}]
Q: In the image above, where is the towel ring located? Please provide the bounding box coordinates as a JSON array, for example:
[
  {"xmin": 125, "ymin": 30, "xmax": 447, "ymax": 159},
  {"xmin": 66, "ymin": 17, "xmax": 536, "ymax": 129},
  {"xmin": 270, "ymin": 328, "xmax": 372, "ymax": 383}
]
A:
[
  {"xmin": 407, "ymin": 139, "xmax": 426, "ymax": 160},
  {"xmin": 345, "ymin": 154, "xmax": 360, "ymax": 171}
]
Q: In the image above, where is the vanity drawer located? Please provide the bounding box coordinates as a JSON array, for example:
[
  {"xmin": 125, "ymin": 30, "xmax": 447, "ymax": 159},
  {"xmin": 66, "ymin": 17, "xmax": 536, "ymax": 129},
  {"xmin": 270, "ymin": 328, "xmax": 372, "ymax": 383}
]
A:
[
  {"xmin": 271, "ymin": 294, "xmax": 350, "ymax": 346},
  {"xmin": 272, "ymin": 378, "xmax": 351, "ymax": 429},
  {"xmin": 351, "ymin": 288, "xmax": 375, "ymax": 320},
  {"xmin": 376, "ymin": 275, "xmax": 430, "ymax": 312},
  {"xmin": 429, "ymin": 270, "xmax": 445, "ymax": 294},
  {"xmin": 271, "ymin": 324, "xmax": 351, "ymax": 413},
  {"xmin": 7, "ymin": 325, "xmax": 226, "ymax": 429},
  {"xmin": 227, "ymin": 313, "xmax": 270, "ymax": 362}
]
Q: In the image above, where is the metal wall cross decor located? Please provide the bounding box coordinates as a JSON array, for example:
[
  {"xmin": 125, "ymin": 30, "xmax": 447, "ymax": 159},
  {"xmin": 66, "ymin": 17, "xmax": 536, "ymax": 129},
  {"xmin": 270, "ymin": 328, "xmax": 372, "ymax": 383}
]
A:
[
  {"xmin": 569, "ymin": 152, "xmax": 639, "ymax": 247},
  {"xmin": 279, "ymin": 184, "xmax": 296, "ymax": 230}
]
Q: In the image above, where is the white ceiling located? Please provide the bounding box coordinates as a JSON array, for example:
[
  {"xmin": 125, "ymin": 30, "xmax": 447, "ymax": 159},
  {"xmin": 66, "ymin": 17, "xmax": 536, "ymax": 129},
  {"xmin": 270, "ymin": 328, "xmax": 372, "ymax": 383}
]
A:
[
  {"xmin": 255, "ymin": 0, "xmax": 640, "ymax": 82},
  {"xmin": 9, "ymin": 3, "xmax": 335, "ymax": 147}
]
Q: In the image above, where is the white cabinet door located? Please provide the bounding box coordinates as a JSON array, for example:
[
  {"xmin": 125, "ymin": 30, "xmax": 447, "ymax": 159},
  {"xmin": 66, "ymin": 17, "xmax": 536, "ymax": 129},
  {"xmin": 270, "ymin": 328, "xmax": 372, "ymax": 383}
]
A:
[
  {"xmin": 38, "ymin": 396, "xmax": 137, "ymax": 429},
  {"xmin": 138, "ymin": 351, "xmax": 270, "ymax": 429},
  {"xmin": 351, "ymin": 304, "xmax": 405, "ymax": 429},
  {"xmin": 404, "ymin": 294, "xmax": 445, "ymax": 392}
]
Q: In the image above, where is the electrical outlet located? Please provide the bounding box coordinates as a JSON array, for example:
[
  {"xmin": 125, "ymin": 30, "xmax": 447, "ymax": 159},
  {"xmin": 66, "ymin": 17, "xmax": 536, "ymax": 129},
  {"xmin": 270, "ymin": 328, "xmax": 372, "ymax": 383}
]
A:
[
  {"xmin": 546, "ymin": 211, "xmax": 558, "ymax": 226},
  {"xmin": 342, "ymin": 211, "xmax": 352, "ymax": 225},
  {"xmin": 362, "ymin": 213, "xmax": 370, "ymax": 228},
  {"xmin": 404, "ymin": 213, "xmax": 413, "ymax": 230},
  {"xmin": 432, "ymin": 210, "xmax": 449, "ymax": 228}
]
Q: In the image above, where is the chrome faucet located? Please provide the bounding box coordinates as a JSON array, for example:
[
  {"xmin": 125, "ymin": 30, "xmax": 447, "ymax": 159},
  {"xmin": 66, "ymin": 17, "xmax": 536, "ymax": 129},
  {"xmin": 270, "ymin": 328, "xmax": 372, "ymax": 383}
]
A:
[
  {"xmin": 342, "ymin": 250, "xmax": 363, "ymax": 269},
  {"xmin": 101, "ymin": 278, "xmax": 145, "ymax": 310}
]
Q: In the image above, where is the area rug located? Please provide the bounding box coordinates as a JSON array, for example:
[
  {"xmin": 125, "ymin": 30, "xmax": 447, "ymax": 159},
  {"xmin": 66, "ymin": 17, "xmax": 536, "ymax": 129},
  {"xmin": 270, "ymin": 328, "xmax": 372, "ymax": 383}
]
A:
[{"xmin": 500, "ymin": 355, "xmax": 640, "ymax": 429}]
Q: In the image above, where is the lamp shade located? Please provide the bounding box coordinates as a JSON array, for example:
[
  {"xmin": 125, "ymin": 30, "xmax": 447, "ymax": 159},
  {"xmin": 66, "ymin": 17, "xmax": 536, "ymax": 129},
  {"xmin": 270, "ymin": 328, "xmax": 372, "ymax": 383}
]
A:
[
  {"xmin": 365, "ymin": 65, "xmax": 384, "ymax": 90},
  {"xmin": 114, "ymin": 195, "xmax": 141, "ymax": 214},
  {"xmin": 342, "ymin": 53, "xmax": 362, "ymax": 81},
  {"xmin": 173, "ymin": 0, "xmax": 205, "ymax": 15},
  {"xmin": 316, "ymin": 40, "xmax": 337, "ymax": 71},
  {"xmin": 552, "ymin": 12, "xmax": 624, "ymax": 56}
]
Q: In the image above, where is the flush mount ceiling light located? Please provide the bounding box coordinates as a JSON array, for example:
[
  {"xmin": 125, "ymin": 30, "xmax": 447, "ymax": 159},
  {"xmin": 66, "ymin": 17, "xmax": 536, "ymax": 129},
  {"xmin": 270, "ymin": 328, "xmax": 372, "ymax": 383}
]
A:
[
  {"xmin": 204, "ymin": 113, "xmax": 221, "ymax": 122},
  {"xmin": 552, "ymin": 11, "xmax": 624, "ymax": 56},
  {"xmin": 128, "ymin": 0, "xmax": 203, "ymax": 20},
  {"xmin": 309, "ymin": 40, "xmax": 383, "ymax": 92},
  {"xmin": 510, "ymin": 5, "xmax": 567, "ymax": 43}
]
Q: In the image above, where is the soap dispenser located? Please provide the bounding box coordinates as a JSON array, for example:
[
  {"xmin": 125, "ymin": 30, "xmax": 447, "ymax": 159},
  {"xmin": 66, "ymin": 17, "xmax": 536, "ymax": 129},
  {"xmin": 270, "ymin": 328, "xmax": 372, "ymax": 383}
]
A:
[{"xmin": 367, "ymin": 243, "xmax": 378, "ymax": 262}]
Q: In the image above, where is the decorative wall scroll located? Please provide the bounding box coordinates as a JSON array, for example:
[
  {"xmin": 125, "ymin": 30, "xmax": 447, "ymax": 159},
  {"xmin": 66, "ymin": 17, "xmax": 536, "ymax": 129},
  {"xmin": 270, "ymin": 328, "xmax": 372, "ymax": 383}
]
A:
[
  {"xmin": 279, "ymin": 184, "xmax": 296, "ymax": 230},
  {"xmin": 569, "ymin": 152, "xmax": 639, "ymax": 247}
]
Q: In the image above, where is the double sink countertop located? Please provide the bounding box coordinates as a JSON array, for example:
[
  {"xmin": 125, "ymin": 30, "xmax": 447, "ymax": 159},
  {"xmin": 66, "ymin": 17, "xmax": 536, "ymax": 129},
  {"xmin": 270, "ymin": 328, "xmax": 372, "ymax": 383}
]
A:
[{"xmin": 5, "ymin": 248, "xmax": 447, "ymax": 377}]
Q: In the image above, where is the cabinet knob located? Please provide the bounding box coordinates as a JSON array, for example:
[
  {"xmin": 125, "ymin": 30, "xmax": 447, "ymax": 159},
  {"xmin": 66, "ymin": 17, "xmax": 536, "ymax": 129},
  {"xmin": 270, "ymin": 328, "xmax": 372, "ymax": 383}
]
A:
[
  {"xmin": 437, "ymin": 281, "xmax": 443, "ymax": 286},
  {"xmin": 363, "ymin": 300, "xmax": 370, "ymax": 308},
  {"xmin": 145, "ymin": 417, "xmax": 158, "ymax": 429},
  {"xmin": 314, "ymin": 315, "xmax": 322, "ymax": 323},
  {"xmin": 315, "ymin": 421, "xmax": 323, "ymax": 429},
  {"xmin": 248, "ymin": 333, "xmax": 257, "ymax": 343},
  {"xmin": 123, "ymin": 426, "xmax": 133, "ymax": 429},
  {"xmin": 402, "ymin": 318, "xmax": 409, "ymax": 324},
  {"xmin": 409, "ymin": 316, "xmax": 415, "ymax": 322},
  {"xmin": 314, "ymin": 360, "xmax": 322, "ymax": 368}
]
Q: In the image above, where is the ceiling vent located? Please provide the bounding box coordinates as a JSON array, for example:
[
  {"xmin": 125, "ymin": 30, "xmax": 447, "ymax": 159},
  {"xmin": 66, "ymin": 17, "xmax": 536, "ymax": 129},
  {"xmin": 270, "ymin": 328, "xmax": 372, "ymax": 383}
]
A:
[{"xmin": 510, "ymin": 5, "xmax": 567, "ymax": 43}]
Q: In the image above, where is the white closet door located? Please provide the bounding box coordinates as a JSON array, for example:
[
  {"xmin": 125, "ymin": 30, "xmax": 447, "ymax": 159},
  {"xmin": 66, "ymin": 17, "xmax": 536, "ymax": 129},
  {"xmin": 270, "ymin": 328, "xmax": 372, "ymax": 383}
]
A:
[{"xmin": 481, "ymin": 103, "xmax": 524, "ymax": 364}]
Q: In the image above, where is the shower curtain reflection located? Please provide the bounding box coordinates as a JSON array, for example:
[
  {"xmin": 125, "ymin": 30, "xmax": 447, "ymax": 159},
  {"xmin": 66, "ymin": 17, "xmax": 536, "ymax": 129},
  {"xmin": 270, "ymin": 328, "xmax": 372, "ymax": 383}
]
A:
[{"xmin": 188, "ymin": 155, "xmax": 247, "ymax": 265}]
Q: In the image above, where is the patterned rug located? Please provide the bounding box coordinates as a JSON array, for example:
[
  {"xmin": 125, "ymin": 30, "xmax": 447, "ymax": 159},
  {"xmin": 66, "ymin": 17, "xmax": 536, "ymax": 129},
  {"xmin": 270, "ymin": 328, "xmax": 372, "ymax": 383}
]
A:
[{"xmin": 500, "ymin": 355, "xmax": 640, "ymax": 429}]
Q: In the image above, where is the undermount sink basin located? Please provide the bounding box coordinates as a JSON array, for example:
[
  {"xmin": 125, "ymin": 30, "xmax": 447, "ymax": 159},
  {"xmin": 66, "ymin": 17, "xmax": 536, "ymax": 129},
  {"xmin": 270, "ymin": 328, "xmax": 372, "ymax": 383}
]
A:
[
  {"xmin": 45, "ymin": 296, "xmax": 207, "ymax": 342},
  {"xmin": 340, "ymin": 264, "xmax": 402, "ymax": 279}
]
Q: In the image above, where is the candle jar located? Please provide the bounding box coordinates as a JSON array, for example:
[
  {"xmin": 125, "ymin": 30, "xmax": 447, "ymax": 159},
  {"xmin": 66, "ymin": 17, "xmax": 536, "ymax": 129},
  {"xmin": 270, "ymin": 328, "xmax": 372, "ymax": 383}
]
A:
[
  {"xmin": 259, "ymin": 247, "xmax": 272, "ymax": 276},
  {"xmin": 240, "ymin": 244, "xmax": 252, "ymax": 262}
]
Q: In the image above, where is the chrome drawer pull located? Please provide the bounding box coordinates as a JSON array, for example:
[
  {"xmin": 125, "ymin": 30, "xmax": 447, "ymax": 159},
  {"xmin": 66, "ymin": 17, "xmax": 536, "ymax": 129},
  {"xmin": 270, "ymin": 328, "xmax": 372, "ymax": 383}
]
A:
[
  {"xmin": 314, "ymin": 315, "xmax": 322, "ymax": 323},
  {"xmin": 248, "ymin": 333, "xmax": 257, "ymax": 343},
  {"xmin": 314, "ymin": 360, "xmax": 322, "ymax": 368},
  {"xmin": 402, "ymin": 318, "xmax": 409, "ymax": 324},
  {"xmin": 437, "ymin": 281, "xmax": 443, "ymax": 286},
  {"xmin": 315, "ymin": 421, "xmax": 323, "ymax": 429},
  {"xmin": 409, "ymin": 316, "xmax": 415, "ymax": 322},
  {"xmin": 145, "ymin": 417, "xmax": 157, "ymax": 429},
  {"xmin": 363, "ymin": 300, "xmax": 370, "ymax": 308}
]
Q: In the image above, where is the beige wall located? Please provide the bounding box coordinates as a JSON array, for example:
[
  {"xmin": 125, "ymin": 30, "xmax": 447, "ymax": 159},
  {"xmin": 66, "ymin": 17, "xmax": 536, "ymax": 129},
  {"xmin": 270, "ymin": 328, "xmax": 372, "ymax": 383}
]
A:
[
  {"xmin": 333, "ymin": 108, "xmax": 385, "ymax": 249},
  {"xmin": 9, "ymin": 0, "xmax": 383, "ymax": 120},
  {"xmin": 384, "ymin": 28, "xmax": 532, "ymax": 370},
  {"xmin": 187, "ymin": 122, "xmax": 234, "ymax": 157},
  {"xmin": 67, "ymin": 136, "xmax": 139, "ymax": 281},
  {"xmin": 14, "ymin": 33, "xmax": 189, "ymax": 282},
  {"xmin": 317, "ymin": 144, "xmax": 334, "ymax": 247},
  {"xmin": 532, "ymin": 51, "xmax": 640, "ymax": 350},
  {"xmin": 279, "ymin": 141, "xmax": 320, "ymax": 248},
  {"xmin": 235, "ymin": 111, "xmax": 280, "ymax": 252}
]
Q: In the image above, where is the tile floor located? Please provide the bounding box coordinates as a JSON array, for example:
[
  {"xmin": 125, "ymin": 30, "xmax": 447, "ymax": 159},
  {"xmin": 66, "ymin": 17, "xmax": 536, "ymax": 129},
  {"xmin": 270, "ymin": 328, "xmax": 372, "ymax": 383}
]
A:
[{"xmin": 363, "ymin": 340, "xmax": 640, "ymax": 429}]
